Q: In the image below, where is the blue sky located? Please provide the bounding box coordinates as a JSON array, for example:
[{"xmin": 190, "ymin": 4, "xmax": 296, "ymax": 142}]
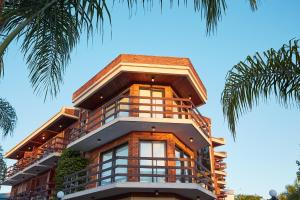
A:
[{"xmin": 0, "ymin": 0, "xmax": 300, "ymax": 198}]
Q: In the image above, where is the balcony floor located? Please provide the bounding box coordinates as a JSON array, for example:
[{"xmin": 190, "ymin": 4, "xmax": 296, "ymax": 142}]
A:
[
  {"xmin": 67, "ymin": 117, "xmax": 210, "ymax": 152},
  {"xmin": 2, "ymin": 152, "xmax": 61, "ymax": 186},
  {"xmin": 63, "ymin": 182, "xmax": 216, "ymax": 200}
]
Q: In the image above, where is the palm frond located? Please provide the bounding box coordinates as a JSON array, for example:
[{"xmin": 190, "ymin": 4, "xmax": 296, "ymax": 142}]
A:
[
  {"xmin": 221, "ymin": 39, "xmax": 300, "ymax": 139},
  {"xmin": 0, "ymin": 98, "xmax": 17, "ymax": 136},
  {"xmin": 0, "ymin": 0, "xmax": 110, "ymax": 99},
  {"xmin": 0, "ymin": 0, "xmax": 258, "ymax": 100}
]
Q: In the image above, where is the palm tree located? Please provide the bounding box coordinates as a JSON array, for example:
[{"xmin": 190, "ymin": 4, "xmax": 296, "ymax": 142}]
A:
[
  {"xmin": 0, "ymin": 0, "xmax": 257, "ymax": 99},
  {"xmin": 0, "ymin": 145, "xmax": 7, "ymax": 187},
  {"xmin": 0, "ymin": 98, "xmax": 17, "ymax": 136},
  {"xmin": 221, "ymin": 40, "xmax": 300, "ymax": 139},
  {"xmin": 0, "ymin": 0, "xmax": 257, "ymax": 137}
]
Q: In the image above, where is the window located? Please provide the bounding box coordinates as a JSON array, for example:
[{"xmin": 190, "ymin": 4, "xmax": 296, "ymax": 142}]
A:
[
  {"xmin": 139, "ymin": 141, "xmax": 166, "ymax": 183},
  {"xmin": 175, "ymin": 147, "xmax": 192, "ymax": 183},
  {"xmin": 100, "ymin": 144, "xmax": 128, "ymax": 185},
  {"xmin": 104, "ymin": 103, "xmax": 116, "ymax": 124},
  {"xmin": 139, "ymin": 88, "xmax": 164, "ymax": 118}
]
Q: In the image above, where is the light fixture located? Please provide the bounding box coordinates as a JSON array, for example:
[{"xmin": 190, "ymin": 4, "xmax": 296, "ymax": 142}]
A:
[
  {"xmin": 151, "ymin": 77, "xmax": 155, "ymax": 82},
  {"xmin": 269, "ymin": 189, "xmax": 277, "ymax": 198},
  {"xmin": 155, "ymin": 190, "xmax": 159, "ymax": 196},
  {"xmin": 100, "ymin": 95, "xmax": 103, "ymax": 99},
  {"xmin": 16, "ymin": 155, "xmax": 19, "ymax": 158},
  {"xmin": 151, "ymin": 126, "xmax": 156, "ymax": 132},
  {"xmin": 188, "ymin": 96, "xmax": 192, "ymax": 100},
  {"xmin": 57, "ymin": 191, "xmax": 65, "ymax": 199},
  {"xmin": 42, "ymin": 136, "xmax": 46, "ymax": 140},
  {"xmin": 189, "ymin": 137, "xmax": 194, "ymax": 142},
  {"xmin": 28, "ymin": 146, "xmax": 31, "ymax": 150},
  {"xmin": 59, "ymin": 125, "xmax": 63, "ymax": 128}
]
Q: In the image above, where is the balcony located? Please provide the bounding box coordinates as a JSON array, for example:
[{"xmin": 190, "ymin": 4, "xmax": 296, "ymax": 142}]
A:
[
  {"xmin": 62, "ymin": 156, "xmax": 215, "ymax": 200},
  {"xmin": 67, "ymin": 95, "xmax": 211, "ymax": 152},
  {"xmin": 9, "ymin": 182, "xmax": 54, "ymax": 200},
  {"xmin": 3, "ymin": 137, "xmax": 66, "ymax": 185}
]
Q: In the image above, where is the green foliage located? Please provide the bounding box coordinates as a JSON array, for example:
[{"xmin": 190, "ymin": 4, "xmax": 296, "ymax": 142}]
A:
[
  {"xmin": 234, "ymin": 194, "xmax": 262, "ymax": 200},
  {"xmin": 297, "ymin": 160, "xmax": 300, "ymax": 181},
  {"xmin": 54, "ymin": 149, "xmax": 89, "ymax": 192},
  {"xmin": 0, "ymin": 0, "xmax": 257, "ymax": 100},
  {"xmin": 235, "ymin": 194, "xmax": 262, "ymax": 200},
  {"xmin": 279, "ymin": 180, "xmax": 300, "ymax": 200},
  {"xmin": 0, "ymin": 145, "xmax": 7, "ymax": 188},
  {"xmin": 0, "ymin": 98, "xmax": 17, "ymax": 136},
  {"xmin": 221, "ymin": 39, "xmax": 300, "ymax": 138}
]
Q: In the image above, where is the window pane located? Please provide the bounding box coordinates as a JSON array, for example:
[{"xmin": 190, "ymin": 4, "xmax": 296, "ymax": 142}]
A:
[
  {"xmin": 153, "ymin": 142, "xmax": 165, "ymax": 157},
  {"xmin": 152, "ymin": 90, "xmax": 164, "ymax": 118},
  {"xmin": 119, "ymin": 97, "xmax": 129, "ymax": 117},
  {"xmin": 139, "ymin": 89, "xmax": 151, "ymax": 118},
  {"xmin": 105, "ymin": 104, "xmax": 116, "ymax": 123}
]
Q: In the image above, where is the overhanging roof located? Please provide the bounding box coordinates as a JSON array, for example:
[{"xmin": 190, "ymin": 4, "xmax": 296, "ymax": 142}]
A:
[
  {"xmin": 5, "ymin": 107, "xmax": 79, "ymax": 159},
  {"xmin": 72, "ymin": 54, "xmax": 207, "ymax": 108}
]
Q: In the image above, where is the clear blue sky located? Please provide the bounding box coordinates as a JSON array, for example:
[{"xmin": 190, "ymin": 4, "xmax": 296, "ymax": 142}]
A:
[{"xmin": 0, "ymin": 0, "xmax": 299, "ymax": 198}]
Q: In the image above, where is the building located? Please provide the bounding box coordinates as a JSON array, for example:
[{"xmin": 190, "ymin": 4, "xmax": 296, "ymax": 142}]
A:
[{"xmin": 2, "ymin": 54, "xmax": 227, "ymax": 200}]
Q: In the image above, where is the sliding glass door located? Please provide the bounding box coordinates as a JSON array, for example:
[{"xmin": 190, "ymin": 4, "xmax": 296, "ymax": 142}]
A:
[
  {"xmin": 100, "ymin": 144, "xmax": 128, "ymax": 185},
  {"xmin": 139, "ymin": 88, "xmax": 164, "ymax": 118},
  {"xmin": 139, "ymin": 141, "xmax": 166, "ymax": 183}
]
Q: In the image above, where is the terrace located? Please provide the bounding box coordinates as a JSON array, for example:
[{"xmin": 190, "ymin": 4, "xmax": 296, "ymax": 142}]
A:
[
  {"xmin": 3, "ymin": 137, "xmax": 66, "ymax": 185},
  {"xmin": 67, "ymin": 95, "xmax": 211, "ymax": 152},
  {"xmin": 62, "ymin": 156, "xmax": 215, "ymax": 200}
]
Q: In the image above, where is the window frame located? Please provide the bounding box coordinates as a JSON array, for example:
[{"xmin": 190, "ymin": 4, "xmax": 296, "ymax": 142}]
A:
[{"xmin": 98, "ymin": 143, "xmax": 129, "ymax": 186}]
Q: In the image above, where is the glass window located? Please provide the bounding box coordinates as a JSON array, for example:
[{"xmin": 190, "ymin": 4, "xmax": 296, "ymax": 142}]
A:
[
  {"xmin": 140, "ymin": 141, "xmax": 166, "ymax": 183},
  {"xmin": 139, "ymin": 89, "xmax": 151, "ymax": 118},
  {"xmin": 104, "ymin": 103, "xmax": 116, "ymax": 124},
  {"xmin": 175, "ymin": 147, "xmax": 192, "ymax": 183},
  {"xmin": 139, "ymin": 88, "xmax": 164, "ymax": 118},
  {"xmin": 100, "ymin": 144, "xmax": 128, "ymax": 185}
]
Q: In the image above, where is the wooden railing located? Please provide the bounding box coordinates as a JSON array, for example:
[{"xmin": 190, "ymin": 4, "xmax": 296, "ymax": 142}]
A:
[
  {"xmin": 9, "ymin": 183, "xmax": 54, "ymax": 200},
  {"xmin": 5, "ymin": 137, "xmax": 66, "ymax": 179},
  {"xmin": 63, "ymin": 156, "xmax": 214, "ymax": 195},
  {"xmin": 68, "ymin": 95, "xmax": 210, "ymax": 143}
]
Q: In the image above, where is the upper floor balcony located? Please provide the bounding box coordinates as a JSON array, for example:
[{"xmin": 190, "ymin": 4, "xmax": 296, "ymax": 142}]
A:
[
  {"xmin": 62, "ymin": 156, "xmax": 215, "ymax": 200},
  {"xmin": 3, "ymin": 107, "xmax": 79, "ymax": 186},
  {"xmin": 67, "ymin": 94, "xmax": 211, "ymax": 152},
  {"xmin": 3, "ymin": 136, "xmax": 66, "ymax": 185}
]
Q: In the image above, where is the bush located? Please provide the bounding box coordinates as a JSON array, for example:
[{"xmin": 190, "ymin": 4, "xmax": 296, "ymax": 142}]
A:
[{"xmin": 54, "ymin": 149, "xmax": 89, "ymax": 193}]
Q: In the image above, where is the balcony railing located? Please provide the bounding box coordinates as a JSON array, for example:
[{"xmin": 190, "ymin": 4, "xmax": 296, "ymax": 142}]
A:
[
  {"xmin": 5, "ymin": 137, "xmax": 66, "ymax": 179},
  {"xmin": 63, "ymin": 156, "xmax": 214, "ymax": 195},
  {"xmin": 68, "ymin": 95, "xmax": 210, "ymax": 143},
  {"xmin": 9, "ymin": 183, "xmax": 54, "ymax": 200}
]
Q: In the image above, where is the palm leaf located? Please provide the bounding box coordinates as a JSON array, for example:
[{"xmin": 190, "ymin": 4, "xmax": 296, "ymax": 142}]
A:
[
  {"xmin": 0, "ymin": 0, "xmax": 257, "ymax": 100},
  {"xmin": 0, "ymin": 98, "xmax": 17, "ymax": 136},
  {"xmin": 221, "ymin": 39, "xmax": 300, "ymax": 139}
]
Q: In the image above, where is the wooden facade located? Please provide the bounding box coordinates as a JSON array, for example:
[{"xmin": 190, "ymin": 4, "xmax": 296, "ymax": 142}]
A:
[{"xmin": 3, "ymin": 55, "xmax": 227, "ymax": 200}]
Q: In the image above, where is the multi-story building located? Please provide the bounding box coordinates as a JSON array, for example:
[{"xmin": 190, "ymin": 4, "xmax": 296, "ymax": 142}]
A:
[{"xmin": 2, "ymin": 54, "xmax": 227, "ymax": 200}]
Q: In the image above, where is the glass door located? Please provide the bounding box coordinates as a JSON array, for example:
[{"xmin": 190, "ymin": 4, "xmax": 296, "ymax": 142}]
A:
[
  {"xmin": 175, "ymin": 147, "xmax": 192, "ymax": 183},
  {"xmin": 140, "ymin": 141, "xmax": 166, "ymax": 183},
  {"xmin": 139, "ymin": 88, "xmax": 164, "ymax": 118},
  {"xmin": 100, "ymin": 144, "xmax": 128, "ymax": 185}
]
